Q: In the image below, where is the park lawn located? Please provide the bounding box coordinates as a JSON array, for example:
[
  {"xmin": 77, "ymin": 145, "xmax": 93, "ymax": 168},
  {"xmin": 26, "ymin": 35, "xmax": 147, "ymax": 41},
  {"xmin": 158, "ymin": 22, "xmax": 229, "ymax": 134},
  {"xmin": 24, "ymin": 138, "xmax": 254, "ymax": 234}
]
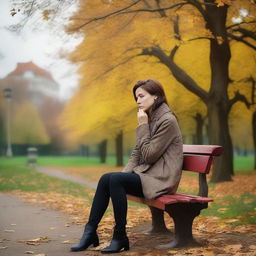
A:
[
  {"xmin": 0, "ymin": 154, "xmax": 254, "ymax": 169},
  {"xmin": 0, "ymin": 161, "xmax": 93, "ymax": 200},
  {"xmin": 0, "ymin": 157, "xmax": 255, "ymax": 226},
  {"xmin": 45, "ymin": 166, "xmax": 256, "ymax": 226},
  {"xmin": 0, "ymin": 156, "xmax": 129, "ymax": 167}
]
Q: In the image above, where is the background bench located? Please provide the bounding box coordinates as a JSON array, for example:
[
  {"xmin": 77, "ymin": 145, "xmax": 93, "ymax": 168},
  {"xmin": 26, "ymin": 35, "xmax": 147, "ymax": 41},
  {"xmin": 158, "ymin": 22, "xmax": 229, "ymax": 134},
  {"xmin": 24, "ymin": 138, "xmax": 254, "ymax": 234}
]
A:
[{"xmin": 127, "ymin": 144, "xmax": 224, "ymax": 249}]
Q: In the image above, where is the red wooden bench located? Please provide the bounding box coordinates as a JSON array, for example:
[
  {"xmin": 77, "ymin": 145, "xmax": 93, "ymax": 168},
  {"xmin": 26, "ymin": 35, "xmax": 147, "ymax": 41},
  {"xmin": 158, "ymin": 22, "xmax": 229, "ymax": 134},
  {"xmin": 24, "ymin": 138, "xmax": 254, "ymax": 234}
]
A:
[{"xmin": 127, "ymin": 144, "xmax": 224, "ymax": 249}]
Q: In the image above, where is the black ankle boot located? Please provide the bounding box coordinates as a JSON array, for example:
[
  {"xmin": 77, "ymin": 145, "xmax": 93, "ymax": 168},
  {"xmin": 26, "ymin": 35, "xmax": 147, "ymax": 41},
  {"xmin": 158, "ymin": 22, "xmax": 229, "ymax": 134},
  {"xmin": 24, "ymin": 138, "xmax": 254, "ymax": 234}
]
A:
[
  {"xmin": 101, "ymin": 227, "xmax": 129, "ymax": 254},
  {"xmin": 70, "ymin": 224, "xmax": 99, "ymax": 252}
]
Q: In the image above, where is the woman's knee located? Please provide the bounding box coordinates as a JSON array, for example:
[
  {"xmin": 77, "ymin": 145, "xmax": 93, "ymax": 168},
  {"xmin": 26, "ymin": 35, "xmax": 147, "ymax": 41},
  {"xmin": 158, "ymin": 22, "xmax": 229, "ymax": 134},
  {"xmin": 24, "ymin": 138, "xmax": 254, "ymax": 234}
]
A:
[
  {"xmin": 109, "ymin": 172, "xmax": 123, "ymax": 186},
  {"xmin": 98, "ymin": 172, "xmax": 115, "ymax": 186}
]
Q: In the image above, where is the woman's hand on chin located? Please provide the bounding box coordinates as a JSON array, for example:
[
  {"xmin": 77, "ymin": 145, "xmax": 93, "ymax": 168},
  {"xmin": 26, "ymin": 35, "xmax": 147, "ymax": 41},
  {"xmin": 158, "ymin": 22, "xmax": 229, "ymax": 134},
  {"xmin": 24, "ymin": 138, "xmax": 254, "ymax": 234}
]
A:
[{"xmin": 137, "ymin": 109, "xmax": 148, "ymax": 125}]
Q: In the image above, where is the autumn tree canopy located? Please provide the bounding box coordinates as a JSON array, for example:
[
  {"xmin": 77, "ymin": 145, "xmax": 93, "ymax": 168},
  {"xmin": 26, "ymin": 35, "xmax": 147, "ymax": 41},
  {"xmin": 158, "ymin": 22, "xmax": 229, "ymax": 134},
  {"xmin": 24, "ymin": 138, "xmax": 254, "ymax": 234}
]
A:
[
  {"xmin": 8, "ymin": 0, "xmax": 256, "ymax": 178},
  {"xmin": 59, "ymin": 0, "xmax": 256, "ymax": 181}
]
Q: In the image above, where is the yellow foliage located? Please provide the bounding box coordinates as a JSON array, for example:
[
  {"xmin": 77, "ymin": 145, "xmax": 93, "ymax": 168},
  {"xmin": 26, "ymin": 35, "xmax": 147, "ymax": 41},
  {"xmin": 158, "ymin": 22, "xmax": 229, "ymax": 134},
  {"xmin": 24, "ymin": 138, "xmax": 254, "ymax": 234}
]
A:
[
  {"xmin": 60, "ymin": 0, "xmax": 256, "ymax": 146},
  {"xmin": 11, "ymin": 102, "xmax": 50, "ymax": 145},
  {"xmin": 229, "ymin": 102, "xmax": 253, "ymax": 150}
]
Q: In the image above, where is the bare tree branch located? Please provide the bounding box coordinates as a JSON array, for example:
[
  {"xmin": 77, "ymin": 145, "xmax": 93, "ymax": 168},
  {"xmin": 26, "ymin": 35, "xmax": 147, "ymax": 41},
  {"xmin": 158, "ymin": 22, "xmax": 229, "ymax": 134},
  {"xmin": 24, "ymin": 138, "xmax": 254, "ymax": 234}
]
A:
[
  {"xmin": 232, "ymin": 27, "xmax": 256, "ymax": 40},
  {"xmin": 140, "ymin": 45, "xmax": 209, "ymax": 102},
  {"xmin": 226, "ymin": 20, "xmax": 256, "ymax": 30},
  {"xmin": 187, "ymin": 0, "xmax": 207, "ymax": 20},
  {"xmin": 228, "ymin": 90, "xmax": 251, "ymax": 110},
  {"xmin": 155, "ymin": 0, "xmax": 167, "ymax": 17},
  {"xmin": 90, "ymin": 55, "xmax": 139, "ymax": 83},
  {"xmin": 227, "ymin": 33, "xmax": 256, "ymax": 51},
  {"xmin": 188, "ymin": 36, "xmax": 212, "ymax": 42},
  {"xmin": 142, "ymin": 0, "xmax": 152, "ymax": 9},
  {"xmin": 70, "ymin": 1, "xmax": 188, "ymax": 31}
]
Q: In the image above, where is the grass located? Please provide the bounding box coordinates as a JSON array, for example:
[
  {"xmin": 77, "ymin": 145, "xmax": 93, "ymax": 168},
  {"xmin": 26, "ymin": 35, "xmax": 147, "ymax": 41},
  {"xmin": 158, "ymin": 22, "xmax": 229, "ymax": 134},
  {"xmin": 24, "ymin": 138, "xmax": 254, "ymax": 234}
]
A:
[
  {"xmin": 0, "ymin": 156, "xmax": 129, "ymax": 167},
  {"xmin": 0, "ymin": 155, "xmax": 255, "ymax": 225},
  {"xmin": 0, "ymin": 155, "xmax": 254, "ymax": 170},
  {"xmin": 234, "ymin": 155, "xmax": 254, "ymax": 170},
  {"xmin": 202, "ymin": 193, "xmax": 256, "ymax": 225},
  {"xmin": 0, "ymin": 162, "xmax": 92, "ymax": 199}
]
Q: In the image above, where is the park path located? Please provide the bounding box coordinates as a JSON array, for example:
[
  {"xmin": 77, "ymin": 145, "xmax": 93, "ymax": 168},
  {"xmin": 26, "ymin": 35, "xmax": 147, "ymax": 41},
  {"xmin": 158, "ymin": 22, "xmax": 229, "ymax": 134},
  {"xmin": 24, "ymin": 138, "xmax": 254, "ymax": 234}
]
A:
[
  {"xmin": 36, "ymin": 166, "xmax": 97, "ymax": 189},
  {"xmin": 0, "ymin": 167, "xmax": 100, "ymax": 256},
  {"xmin": 0, "ymin": 193, "xmax": 89, "ymax": 256}
]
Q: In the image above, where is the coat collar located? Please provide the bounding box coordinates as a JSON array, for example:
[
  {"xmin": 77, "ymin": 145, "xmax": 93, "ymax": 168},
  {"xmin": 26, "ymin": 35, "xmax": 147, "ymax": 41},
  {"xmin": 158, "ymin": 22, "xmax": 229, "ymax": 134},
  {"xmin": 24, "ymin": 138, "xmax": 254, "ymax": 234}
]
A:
[{"xmin": 149, "ymin": 103, "xmax": 172, "ymax": 122}]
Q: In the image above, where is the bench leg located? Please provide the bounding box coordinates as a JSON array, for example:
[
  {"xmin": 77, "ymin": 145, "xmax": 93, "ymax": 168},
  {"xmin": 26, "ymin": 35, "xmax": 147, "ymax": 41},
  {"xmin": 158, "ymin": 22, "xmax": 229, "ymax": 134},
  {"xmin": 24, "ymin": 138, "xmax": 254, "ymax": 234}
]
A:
[
  {"xmin": 157, "ymin": 203, "xmax": 206, "ymax": 249},
  {"xmin": 145, "ymin": 206, "xmax": 169, "ymax": 234}
]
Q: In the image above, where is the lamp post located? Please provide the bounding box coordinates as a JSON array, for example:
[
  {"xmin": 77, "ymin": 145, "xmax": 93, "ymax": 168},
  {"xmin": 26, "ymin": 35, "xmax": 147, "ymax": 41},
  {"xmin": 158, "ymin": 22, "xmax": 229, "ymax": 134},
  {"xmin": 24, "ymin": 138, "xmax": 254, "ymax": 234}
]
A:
[{"xmin": 3, "ymin": 88, "xmax": 13, "ymax": 158}]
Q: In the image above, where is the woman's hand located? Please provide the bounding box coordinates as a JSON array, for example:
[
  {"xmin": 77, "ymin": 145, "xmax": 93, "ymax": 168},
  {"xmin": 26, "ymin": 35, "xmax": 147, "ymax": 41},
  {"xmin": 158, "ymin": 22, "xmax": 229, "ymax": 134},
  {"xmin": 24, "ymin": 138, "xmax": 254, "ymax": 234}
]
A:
[{"xmin": 137, "ymin": 109, "xmax": 148, "ymax": 125}]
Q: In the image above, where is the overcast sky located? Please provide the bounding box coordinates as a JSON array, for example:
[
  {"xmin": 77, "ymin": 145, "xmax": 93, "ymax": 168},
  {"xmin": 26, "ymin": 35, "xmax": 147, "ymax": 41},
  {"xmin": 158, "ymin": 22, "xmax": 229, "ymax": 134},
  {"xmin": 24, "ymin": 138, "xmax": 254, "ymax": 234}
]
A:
[{"xmin": 0, "ymin": 0, "xmax": 82, "ymax": 101}]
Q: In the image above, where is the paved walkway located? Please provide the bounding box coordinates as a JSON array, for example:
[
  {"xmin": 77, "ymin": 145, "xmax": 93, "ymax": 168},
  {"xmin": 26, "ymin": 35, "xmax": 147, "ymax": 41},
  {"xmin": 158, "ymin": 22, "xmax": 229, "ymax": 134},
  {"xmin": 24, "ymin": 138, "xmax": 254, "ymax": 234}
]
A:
[
  {"xmin": 0, "ymin": 167, "xmax": 100, "ymax": 255},
  {"xmin": 36, "ymin": 166, "xmax": 97, "ymax": 189},
  {"xmin": 0, "ymin": 193, "xmax": 90, "ymax": 256}
]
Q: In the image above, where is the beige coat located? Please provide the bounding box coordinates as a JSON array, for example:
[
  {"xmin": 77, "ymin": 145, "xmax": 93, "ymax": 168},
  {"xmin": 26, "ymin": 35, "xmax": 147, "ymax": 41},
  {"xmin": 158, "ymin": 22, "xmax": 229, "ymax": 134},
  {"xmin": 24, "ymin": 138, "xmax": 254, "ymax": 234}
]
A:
[{"xmin": 123, "ymin": 103, "xmax": 183, "ymax": 199}]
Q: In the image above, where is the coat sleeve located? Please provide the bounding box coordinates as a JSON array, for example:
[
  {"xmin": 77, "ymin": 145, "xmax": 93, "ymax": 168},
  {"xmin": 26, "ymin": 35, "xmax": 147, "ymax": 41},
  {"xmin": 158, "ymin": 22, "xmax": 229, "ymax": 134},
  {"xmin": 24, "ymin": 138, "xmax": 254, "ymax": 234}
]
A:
[
  {"xmin": 122, "ymin": 144, "xmax": 141, "ymax": 173},
  {"xmin": 136, "ymin": 116, "xmax": 179, "ymax": 165}
]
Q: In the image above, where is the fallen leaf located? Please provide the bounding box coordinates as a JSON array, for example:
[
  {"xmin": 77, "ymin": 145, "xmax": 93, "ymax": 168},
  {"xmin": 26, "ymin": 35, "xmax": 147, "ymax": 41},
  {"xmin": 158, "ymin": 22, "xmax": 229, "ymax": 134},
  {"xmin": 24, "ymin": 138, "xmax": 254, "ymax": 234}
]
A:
[
  {"xmin": 0, "ymin": 246, "xmax": 8, "ymax": 249},
  {"xmin": 224, "ymin": 244, "xmax": 243, "ymax": 253},
  {"xmin": 217, "ymin": 208, "xmax": 228, "ymax": 213},
  {"xmin": 25, "ymin": 251, "xmax": 34, "ymax": 254},
  {"xmin": 11, "ymin": 224, "xmax": 16, "ymax": 226},
  {"xmin": 249, "ymin": 244, "xmax": 256, "ymax": 250},
  {"xmin": 4, "ymin": 229, "xmax": 15, "ymax": 233},
  {"xmin": 18, "ymin": 237, "xmax": 50, "ymax": 246},
  {"xmin": 168, "ymin": 250, "xmax": 178, "ymax": 254},
  {"xmin": 225, "ymin": 219, "xmax": 239, "ymax": 223},
  {"xmin": 62, "ymin": 240, "xmax": 73, "ymax": 244}
]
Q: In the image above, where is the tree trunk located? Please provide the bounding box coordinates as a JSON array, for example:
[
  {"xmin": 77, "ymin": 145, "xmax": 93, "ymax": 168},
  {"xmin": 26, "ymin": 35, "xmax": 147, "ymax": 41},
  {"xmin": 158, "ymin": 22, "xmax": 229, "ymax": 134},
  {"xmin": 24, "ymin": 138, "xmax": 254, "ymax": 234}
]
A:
[
  {"xmin": 115, "ymin": 131, "xmax": 123, "ymax": 166},
  {"xmin": 206, "ymin": 3, "xmax": 233, "ymax": 181},
  {"xmin": 208, "ymin": 100, "xmax": 233, "ymax": 182},
  {"xmin": 193, "ymin": 113, "xmax": 204, "ymax": 144},
  {"xmin": 252, "ymin": 111, "xmax": 256, "ymax": 170},
  {"xmin": 99, "ymin": 139, "xmax": 107, "ymax": 163}
]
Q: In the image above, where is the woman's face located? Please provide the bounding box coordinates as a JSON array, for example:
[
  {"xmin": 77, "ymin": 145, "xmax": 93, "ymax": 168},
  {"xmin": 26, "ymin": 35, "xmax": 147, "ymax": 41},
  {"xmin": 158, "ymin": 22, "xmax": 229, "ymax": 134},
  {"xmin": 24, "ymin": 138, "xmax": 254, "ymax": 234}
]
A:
[{"xmin": 135, "ymin": 87, "xmax": 156, "ymax": 112}]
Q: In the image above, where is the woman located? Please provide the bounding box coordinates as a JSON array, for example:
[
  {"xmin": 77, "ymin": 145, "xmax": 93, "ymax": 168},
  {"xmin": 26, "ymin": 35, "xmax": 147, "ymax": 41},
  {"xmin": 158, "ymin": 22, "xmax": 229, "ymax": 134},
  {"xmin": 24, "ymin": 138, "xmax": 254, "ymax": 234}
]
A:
[{"xmin": 71, "ymin": 79, "xmax": 183, "ymax": 253}]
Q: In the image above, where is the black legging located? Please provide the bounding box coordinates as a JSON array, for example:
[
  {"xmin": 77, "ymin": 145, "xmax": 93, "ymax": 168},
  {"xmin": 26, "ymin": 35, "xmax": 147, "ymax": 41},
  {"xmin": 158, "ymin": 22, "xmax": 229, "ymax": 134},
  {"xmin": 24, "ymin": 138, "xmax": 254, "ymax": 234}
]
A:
[{"xmin": 87, "ymin": 172, "xmax": 144, "ymax": 231}]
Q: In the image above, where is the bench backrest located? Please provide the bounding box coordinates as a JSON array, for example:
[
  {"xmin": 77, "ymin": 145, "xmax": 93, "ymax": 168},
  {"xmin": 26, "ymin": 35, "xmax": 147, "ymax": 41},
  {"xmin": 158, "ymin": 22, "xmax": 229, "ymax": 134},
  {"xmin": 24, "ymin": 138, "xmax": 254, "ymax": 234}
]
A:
[
  {"xmin": 182, "ymin": 145, "xmax": 224, "ymax": 197},
  {"xmin": 182, "ymin": 145, "xmax": 223, "ymax": 174}
]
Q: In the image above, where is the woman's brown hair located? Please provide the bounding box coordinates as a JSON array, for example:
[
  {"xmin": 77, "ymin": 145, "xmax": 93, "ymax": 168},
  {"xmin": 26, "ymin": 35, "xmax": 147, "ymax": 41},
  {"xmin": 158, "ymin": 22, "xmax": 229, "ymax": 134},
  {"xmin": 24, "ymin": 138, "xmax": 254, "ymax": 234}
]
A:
[{"xmin": 133, "ymin": 79, "xmax": 169, "ymax": 112}]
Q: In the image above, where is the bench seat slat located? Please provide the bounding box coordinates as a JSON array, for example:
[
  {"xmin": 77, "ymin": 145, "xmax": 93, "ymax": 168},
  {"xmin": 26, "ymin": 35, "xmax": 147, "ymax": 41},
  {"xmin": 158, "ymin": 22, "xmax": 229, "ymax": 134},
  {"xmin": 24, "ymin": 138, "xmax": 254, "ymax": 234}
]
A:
[{"xmin": 127, "ymin": 193, "xmax": 213, "ymax": 211}]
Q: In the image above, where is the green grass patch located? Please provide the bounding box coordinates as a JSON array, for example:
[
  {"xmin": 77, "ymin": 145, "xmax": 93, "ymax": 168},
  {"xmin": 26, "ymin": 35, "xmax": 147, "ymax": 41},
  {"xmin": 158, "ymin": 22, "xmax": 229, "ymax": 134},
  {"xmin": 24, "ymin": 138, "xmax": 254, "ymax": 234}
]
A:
[
  {"xmin": 0, "ymin": 162, "xmax": 92, "ymax": 199},
  {"xmin": 234, "ymin": 155, "xmax": 254, "ymax": 171},
  {"xmin": 0, "ymin": 155, "xmax": 254, "ymax": 170},
  {"xmin": 0, "ymin": 156, "xmax": 129, "ymax": 167},
  {"xmin": 202, "ymin": 193, "xmax": 256, "ymax": 225}
]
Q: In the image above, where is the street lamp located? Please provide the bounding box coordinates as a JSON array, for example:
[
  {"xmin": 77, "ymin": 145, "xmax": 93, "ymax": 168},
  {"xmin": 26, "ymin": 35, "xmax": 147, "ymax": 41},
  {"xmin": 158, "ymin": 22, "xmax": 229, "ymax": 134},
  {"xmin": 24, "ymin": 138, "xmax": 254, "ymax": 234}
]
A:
[{"xmin": 3, "ymin": 88, "xmax": 13, "ymax": 158}]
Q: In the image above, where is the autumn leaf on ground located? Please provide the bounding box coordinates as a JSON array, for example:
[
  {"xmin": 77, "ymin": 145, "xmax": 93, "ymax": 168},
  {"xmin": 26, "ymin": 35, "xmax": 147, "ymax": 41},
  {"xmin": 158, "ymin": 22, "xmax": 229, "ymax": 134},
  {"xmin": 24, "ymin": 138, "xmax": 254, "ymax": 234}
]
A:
[
  {"xmin": 18, "ymin": 237, "xmax": 50, "ymax": 245},
  {"xmin": 25, "ymin": 251, "xmax": 34, "ymax": 254},
  {"xmin": 223, "ymin": 244, "xmax": 243, "ymax": 253},
  {"xmin": 4, "ymin": 229, "xmax": 15, "ymax": 232},
  {"xmin": 61, "ymin": 240, "xmax": 73, "ymax": 244},
  {"xmin": 0, "ymin": 246, "xmax": 8, "ymax": 249}
]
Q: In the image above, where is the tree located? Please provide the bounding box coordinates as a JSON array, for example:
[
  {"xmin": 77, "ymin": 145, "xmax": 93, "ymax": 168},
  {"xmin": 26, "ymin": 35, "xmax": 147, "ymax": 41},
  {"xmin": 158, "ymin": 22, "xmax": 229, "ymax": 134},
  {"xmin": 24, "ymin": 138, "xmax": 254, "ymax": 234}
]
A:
[
  {"xmin": 15, "ymin": 0, "xmax": 255, "ymax": 180},
  {"xmin": 66, "ymin": 0, "xmax": 255, "ymax": 181},
  {"xmin": 11, "ymin": 102, "xmax": 50, "ymax": 145}
]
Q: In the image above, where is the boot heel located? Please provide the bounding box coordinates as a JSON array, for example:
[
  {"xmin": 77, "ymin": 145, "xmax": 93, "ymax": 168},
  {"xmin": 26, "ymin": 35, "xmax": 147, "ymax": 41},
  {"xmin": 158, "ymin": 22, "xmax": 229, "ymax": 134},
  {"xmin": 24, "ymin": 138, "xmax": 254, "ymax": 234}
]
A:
[
  {"xmin": 124, "ymin": 241, "xmax": 129, "ymax": 251},
  {"xmin": 93, "ymin": 237, "xmax": 99, "ymax": 247}
]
